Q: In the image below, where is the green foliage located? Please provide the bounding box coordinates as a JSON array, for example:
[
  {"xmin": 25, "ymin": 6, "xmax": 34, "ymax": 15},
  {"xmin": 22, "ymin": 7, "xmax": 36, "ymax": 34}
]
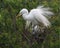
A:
[{"xmin": 0, "ymin": 0, "xmax": 60, "ymax": 48}]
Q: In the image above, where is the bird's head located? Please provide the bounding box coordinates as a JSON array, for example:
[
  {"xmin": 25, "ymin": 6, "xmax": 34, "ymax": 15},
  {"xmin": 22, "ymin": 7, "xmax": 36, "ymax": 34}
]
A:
[{"xmin": 16, "ymin": 8, "xmax": 28, "ymax": 18}]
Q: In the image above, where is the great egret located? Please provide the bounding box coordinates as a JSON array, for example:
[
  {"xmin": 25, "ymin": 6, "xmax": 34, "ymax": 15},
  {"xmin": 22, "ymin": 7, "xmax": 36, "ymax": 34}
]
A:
[{"xmin": 16, "ymin": 6, "xmax": 53, "ymax": 30}]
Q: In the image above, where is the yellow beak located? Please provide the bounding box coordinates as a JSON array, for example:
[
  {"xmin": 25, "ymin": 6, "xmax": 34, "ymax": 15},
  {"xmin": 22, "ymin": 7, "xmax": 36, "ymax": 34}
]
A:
[{"xmin": 16, "ymin": 13, "xmax": 21, "ymax": 18}]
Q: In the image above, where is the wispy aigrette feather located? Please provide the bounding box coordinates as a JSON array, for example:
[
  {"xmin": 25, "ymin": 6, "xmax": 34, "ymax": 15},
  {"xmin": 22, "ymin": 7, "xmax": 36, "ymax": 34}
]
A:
[
  {"xmin": 37, "ymin": 6, "xmax": 54, "ymax": 16},
  {"xmin": 17, "ymin": 5, "xmax": 54, "ymax": 29}
]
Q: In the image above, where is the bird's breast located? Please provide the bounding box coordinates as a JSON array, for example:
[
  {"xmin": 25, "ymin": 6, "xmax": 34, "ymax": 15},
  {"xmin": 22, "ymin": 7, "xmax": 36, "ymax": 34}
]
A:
[{"xmin": 22, "ymin": 14, "xmax": 33, "ymax": 21}]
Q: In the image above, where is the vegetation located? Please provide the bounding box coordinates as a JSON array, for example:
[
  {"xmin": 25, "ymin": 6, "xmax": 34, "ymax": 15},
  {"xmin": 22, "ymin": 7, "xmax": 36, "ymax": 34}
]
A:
[{"xmin": 0, "ymin": 0, "xmax": 60, "ymax": 48}]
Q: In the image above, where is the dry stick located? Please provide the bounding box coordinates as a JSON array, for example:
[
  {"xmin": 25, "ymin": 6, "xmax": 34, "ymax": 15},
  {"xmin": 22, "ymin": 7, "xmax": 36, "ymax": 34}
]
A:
[
  {"xmin": 24, "ymin": 30, "xmax": 33, "ymax": 48},
  {"xmin": 41, "ymin": 28, "xmax": 51, "ymax": 48},
  {"xmin": 18, "ymin": 22, "xmax": 32, "ymax": 48},
  {"xmin": 22, "ymin": 31, "xmax": 30, "ymax": 42},
  {"xmin": 18, "ymin": 31, "xmax": 32, "ymax": 48}
]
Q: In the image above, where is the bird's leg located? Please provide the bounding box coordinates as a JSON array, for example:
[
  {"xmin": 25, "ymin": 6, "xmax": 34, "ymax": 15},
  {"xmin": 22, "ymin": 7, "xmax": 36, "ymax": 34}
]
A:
[
  {"xmin": 25, "ymin": 21, "xmax": 31, "ymax": 30},
  {"xmin": 31, "ymin": 24, "xmax": 36, "ymax": 34}
]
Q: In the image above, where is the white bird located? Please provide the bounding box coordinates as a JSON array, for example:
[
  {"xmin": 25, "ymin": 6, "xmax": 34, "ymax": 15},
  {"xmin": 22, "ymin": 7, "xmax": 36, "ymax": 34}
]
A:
[{"xmin": 16, "ymin": 6, "xmax": 53, "ymax": 29}]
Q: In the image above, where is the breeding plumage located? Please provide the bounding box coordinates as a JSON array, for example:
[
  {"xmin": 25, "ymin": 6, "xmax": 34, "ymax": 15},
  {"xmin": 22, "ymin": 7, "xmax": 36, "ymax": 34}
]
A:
[{"xmin": 17, "ymin": 6, "xmax": 53, "ymax": 29}]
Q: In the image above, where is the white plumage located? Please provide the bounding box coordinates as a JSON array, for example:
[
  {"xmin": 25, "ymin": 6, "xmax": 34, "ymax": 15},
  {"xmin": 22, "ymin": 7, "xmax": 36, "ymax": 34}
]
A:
[{"xmin": 17, "ymin": 6, "xmax": 53, "ymax": 29}]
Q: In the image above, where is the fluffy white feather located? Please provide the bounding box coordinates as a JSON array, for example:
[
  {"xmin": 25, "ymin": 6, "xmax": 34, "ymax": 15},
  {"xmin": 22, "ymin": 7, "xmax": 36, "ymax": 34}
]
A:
[
  {"xmin": 19, "ymin": 6, "xmax": 53, "ymax": 28},
  {"xmin": 37, "ymin": 6, "xmax": 54, "ymax": 17}
]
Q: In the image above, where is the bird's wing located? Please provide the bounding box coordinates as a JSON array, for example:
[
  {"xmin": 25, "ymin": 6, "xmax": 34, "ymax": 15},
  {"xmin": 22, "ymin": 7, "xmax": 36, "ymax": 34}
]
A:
[
  {"xmin": 34, "ymin": 12, "xmax": 51, "ymax": 27},
  {"xmin": 36, "ymin": 6, "xmax": 54, "ymax": 18}
]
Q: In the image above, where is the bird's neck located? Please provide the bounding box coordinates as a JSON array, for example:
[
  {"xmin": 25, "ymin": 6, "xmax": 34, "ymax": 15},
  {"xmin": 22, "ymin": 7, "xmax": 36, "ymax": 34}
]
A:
[{"xmin": 22, "ymin": 13, "xmax": 28, "ymax": 20}]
